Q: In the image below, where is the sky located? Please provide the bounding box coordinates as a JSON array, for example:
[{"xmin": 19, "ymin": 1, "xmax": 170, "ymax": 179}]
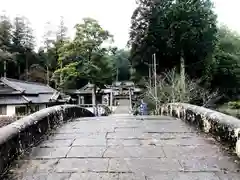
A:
[{"xmin": 0, "ymin": 0, "xmax": 239, "ymax": 49}]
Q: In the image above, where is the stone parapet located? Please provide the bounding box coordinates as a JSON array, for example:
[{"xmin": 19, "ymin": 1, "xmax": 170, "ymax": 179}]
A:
[
  {"xmin": 160, "ymin": 103, "xmax": 240, "ymax": 158},
  {"xmin": 0, "ymin": 105, "xmax": 94, "ymax": 175}
]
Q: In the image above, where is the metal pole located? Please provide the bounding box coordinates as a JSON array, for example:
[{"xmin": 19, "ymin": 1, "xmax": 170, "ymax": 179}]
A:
[
  {"xmin": 47, "ymin": 66, "xmax": 49, "ymax": 85},
  {"xmin": 180, "ymin": 51, "xmax": 185, "ymax": 94},
  {"xmin": 149, "ymin": 63, "xmax": 152, "ymax": 88},
  {"xmin": 116, "ymin": 68, "xmax": 119, "ymax": 82},
  {"xmin": 153, "ymin": 53, "xmax": 158, "ymax": 113},
  {"xmin": 129, "ymin": 88, "xmax": 132, "ymax": 112},
  {"xmin": 4, "ymin": 60, "xmax": 6, "ymax": 78},
  {"xmin": 60, "ymin": 60, "xmax": 63, "ymax": 88},
  {"xmin": 110, "ymin": 88, "xmax": 113, "ymax": 112}
]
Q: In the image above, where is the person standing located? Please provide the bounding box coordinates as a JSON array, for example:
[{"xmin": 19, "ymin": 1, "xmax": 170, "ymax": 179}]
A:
[{"xmin": 140, "ymin": 99, "xmax": 148, "ymax": 116}]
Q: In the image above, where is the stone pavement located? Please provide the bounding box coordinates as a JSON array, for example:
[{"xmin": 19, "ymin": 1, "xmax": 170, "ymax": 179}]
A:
[
  {"xmin": 6, "ymin": 100, "xmax": 240, "ymax": 180},
  {"xmin": 112, "ymin": 99, "xmax": 132, "ymax": 115}
]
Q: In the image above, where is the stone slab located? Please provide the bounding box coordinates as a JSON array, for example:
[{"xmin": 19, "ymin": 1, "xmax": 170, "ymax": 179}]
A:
[
  {"xmin": 147, "ymin": 172, "xmax": 220, "ymax": 180},
  {"xmin": 15, "ymin": 173, "xmax": 71, "ymax": 180},
  {"xmin": 55, "ymin": 158, "xmax": 109, "ymax": 173},
  {"xmin": 49, "ymin": 132, "xmax": 106, "ymax": 140},
  {"xmin": 6, "ymin": 104, "xmax": 240, "ymax": 180},
  {"xmin": 104, "ymin": 146, "xmax": 165, "ymax": 158},
  {"xmin": 72, "ymin": 138, "xmax": 106, "ymax": 146},
  {"xmin": 40, "ymin": 139, "xmax": 74, "ymax": 148},
  {"xmin": 69, "ymin": 173, "xmax": 119, "ymax": 180},
  {"xmin": 162, "ymin": 145, "xmax": 222, "ymax": 158},
  {"xmin": 29, "ymin": 147, "xmax": 71, "ymax": 159},
  {"xmin": 107, "ymin": 132, "xmax": 151, "ymax": 139},
  {"xmin": 107, "ymin": 139, "xmax": 142, "ymax": 146},
  {"xmin": 67, "ymin": 147, "xmax": 106, "ymax": 158}
]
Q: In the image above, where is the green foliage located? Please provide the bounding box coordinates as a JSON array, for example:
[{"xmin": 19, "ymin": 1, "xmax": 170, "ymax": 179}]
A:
[
  {"xmin": 52, "ymin": 18, "xmax": 115, "ymax": 89},
  {"xmin": 111, "ymin": 49, "xmax": 131, "ymax": 81},
  {"xmin": 208, "ymin": 26, "xmax": 240, "ymax": 97},
  {"xmin": 129, "ymin": 0, "xmax": 217, "ymax": 80},
  {"xmin": 228, "ymin": 101, "xmax": 240, "ymax": 110},
  {"xmin": 144, "ymin": 69, "xmax": 217, "ymax": 113}
]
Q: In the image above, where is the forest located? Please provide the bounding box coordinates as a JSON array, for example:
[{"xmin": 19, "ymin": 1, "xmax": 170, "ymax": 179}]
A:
[
  {"xmin": 0, "ymin": 15, "xmax": 131, "ymax": 90},
  {"xmin": 129, "ymin": 0, "xmax": 240, "ymax": 114},
  {"xmin": 1, "ymin": 0, "xmax": 240, "ymax": 112}
]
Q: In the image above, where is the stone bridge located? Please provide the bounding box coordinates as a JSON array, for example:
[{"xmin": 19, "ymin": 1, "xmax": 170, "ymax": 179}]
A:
[{"xmin": 1, "ymin": 100, "xmax": 240, "ymax": 179}]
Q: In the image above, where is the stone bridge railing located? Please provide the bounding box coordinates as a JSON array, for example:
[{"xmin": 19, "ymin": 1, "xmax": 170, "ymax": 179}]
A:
[
  {"xmin": 0, "ymin": 105, "xmax": 95, "ymax": 175},
  {"xmin": 160, "ymin": 103, "xmax": 240, "ymax": 158}
]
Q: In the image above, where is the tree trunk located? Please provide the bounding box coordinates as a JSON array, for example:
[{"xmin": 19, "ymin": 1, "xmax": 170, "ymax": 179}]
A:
[
  {"xmin": 26, "ymin": 52, "xmax": 29, "ymax": 81},
  {"xmin": 4, "ymin": 60, "xmax": 6, "ymax": 78},
  {"xmin": 180, "ymin": 51, "xmax": 185, "ymax": 94},
  {"xmin": 91, "ymin": 84, "xmax": 98, "ymax": 116},
  {"xmin": 94, "ymin": 85, "xmax": 98, "ymax": 116}
]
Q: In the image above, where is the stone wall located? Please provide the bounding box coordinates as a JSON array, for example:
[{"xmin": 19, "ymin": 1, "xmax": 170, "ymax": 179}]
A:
[
  {"xmin": 0, "ymin": 105, "xmax": 95, "ymax": 175},
  {"xmin": 160, "ymin": 103, "xmax": 240, "ymax": 158}
]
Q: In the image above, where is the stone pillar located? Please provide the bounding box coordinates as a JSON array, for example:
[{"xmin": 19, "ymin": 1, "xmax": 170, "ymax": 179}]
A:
[
  {"xmin": 110, "ymin": 90, "xmax": 113, "ymax": 112},
  {"xmin": 92, "ymin": 88, "xmax": 96, "ymax": 114},
  {"xmin": 78, "ymin": 95, "xmax": 81, "ymax": 105}
]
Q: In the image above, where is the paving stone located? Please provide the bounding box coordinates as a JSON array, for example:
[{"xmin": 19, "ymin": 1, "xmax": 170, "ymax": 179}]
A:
[
  {"xmin": 55, "ymin": 158, "xmax": 109, "ymax": 173},
  {"xmin": 69, "ymin": 123, "xmax": 115, "ymax": 133},
  {"xmin": 15, "ymin": 173, "xmax": 71, "ymax": 180},
  {"xmin": 174, "ymin": 172, "xmax": 220, "ymax": 180},
  {"xmin": 108, "ymin": 158, "xmax": 132, "ymax": 172},
  {"xmin": 107, "ymin": 132, "xmax": 150, "ymax": 139},
  {"xmin": 146, "ymin": 132, "xmax": 199, "ymax": 139},
  {"xmin": 147, "ymin": 172, "xmax": 220, "ymax": 180},
  {"xmin": 69, "ymin": 173, "xmax": 119, "ymax": 180},
  {"xmin": 67, "ymin": 147, "xmax": 106, "ymax": 158},
  {"xmin": 10, "ymin": 159, "xmax": 59, "ymax": 176},
  {"xmin": 216, "ymin": 172, "xmax": 240, "ymax": 180},
  {"xmin": 50, "ymin": 132, "xmax": 106, "ymax": 140},
  {"xmin": 6, "ymin": 100, "xmax": 240, "ymax": 179},
  {"xmin": 40, "ymin": 139, "xmax": 74, "ymax": 148},
  {"xmin": 104, "ymin": 146, "xmax": 165, "ymax": 158},
  {"xmin": 115, "ymin": 121, "xmax": 144, "ymax": 128},
  {"xmin": 118, "ymin": 173, "xmax": 146, "ymax": 180},
  {"xmin": 29, "ymin": 147, "xmax": 71, "ymax": 159},
  {"xmin": 107, "ymin": 139, "xmax": 142, "ymax": 146},
  {"xmin": 145, "ymin": 124, "xmax": 194, "ymax": 133},
  {"xmin": 179, "ymin": 156, "xmax": 240, "ymax": 172},
  {"xmin": 127, "ymin": 158, "xmax": 182, "ymax": 174},
  {"xmin": 163, "ymin": 145, "xmax": 221, "ymax": 158},
  {"xmin": 72, "ymin": 138, "xmax": 106, "ymax": 146},
  {"xmin": 156, "ymin": 136, "xmax": 212, "ymax": 146},
  {"xmin": 114, "ymin": 127, "xmax": 146, "ymax": 133}
]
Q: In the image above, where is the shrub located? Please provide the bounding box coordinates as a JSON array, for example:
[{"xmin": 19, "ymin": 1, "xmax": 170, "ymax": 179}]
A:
[
  {"xmin": 228, "ymin": 101, "xmax": 240, "ymax": 109},
  {"xmin": 143, "ymin": 68, "xmax": 218, "ymax": 114}
]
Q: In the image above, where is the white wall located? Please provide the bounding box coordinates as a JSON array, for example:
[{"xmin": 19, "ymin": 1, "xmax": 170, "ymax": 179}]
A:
[
  {"xmin": 39, "ymin": 104, "xmax": 46, "ymax": 110},
  {"xmin": 5, "ymin": 104, "xmax": 47, "ymax": 116},
  {"xmin": 6, "ymin": 105, "xmax": 16, "ymax": 116}
]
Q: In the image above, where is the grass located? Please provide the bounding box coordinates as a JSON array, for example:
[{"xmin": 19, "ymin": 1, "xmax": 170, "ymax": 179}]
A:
[{"xmin": 217, "ymin": 103, "xmax": 240, "ymax": 119}]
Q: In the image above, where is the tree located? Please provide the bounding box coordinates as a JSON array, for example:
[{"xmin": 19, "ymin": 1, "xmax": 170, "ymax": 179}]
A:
[
  {"xmin": 52, "ymin": 17, "xmax": 115, "ymax": 114},
  {"xmin": 129, "ymin": 0, "xmax": 217, "ymax": 81},
  {"xmin": 0, "ymin": 13, "xmax": 13, "ymax": 77},
  {"xmin": 21, "ymin": 18, "xmax": 35, "ymax": 80},
  {"xmin": 12, "ymin": 16, "xmax": 26, "ymax": 77},
  {"xmin": 54, "ymin": 17, "xmax": 114, "ymax": 88},
  {"xmin": 112, "ymin": 49, "xmax": 131, "ymax": 81},
  {"xmin": 209, "ymin": 26, "xmax": 240, "ymax": 98},
  {"xmin": 43, "ymin": 21, "xmax": 55, "ymax": 85},
  {"xmin": 56, "ymin": 16, "xmax": 68, "ymax": 87}
]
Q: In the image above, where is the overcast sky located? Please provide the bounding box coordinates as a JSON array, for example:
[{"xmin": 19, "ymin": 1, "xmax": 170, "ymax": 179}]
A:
[{"xmin": 0, "ymin": 0, "xmax": 239, "ymax": 49}]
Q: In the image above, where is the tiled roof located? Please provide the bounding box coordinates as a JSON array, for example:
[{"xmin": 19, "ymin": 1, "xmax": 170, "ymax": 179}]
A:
[
  {"xmin": 1, "ymin": 78, "xmax": 55, "ymax": 94},
  {"xmin": 0, "ymin": 96, "xmax": 28, "ymax": 105},
  {"xmin": 0, "ymin": 78, "xmax": 65, "ymax": 105}
]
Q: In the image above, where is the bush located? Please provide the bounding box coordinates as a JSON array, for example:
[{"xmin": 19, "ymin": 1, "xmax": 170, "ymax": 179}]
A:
[
  {"xmin": 228, "ymin": 101, "xmax": 240, "ymax": 109},
  {"xmin": 143, "ymin": 68, "xmax": 218, "ymax": 114}
]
